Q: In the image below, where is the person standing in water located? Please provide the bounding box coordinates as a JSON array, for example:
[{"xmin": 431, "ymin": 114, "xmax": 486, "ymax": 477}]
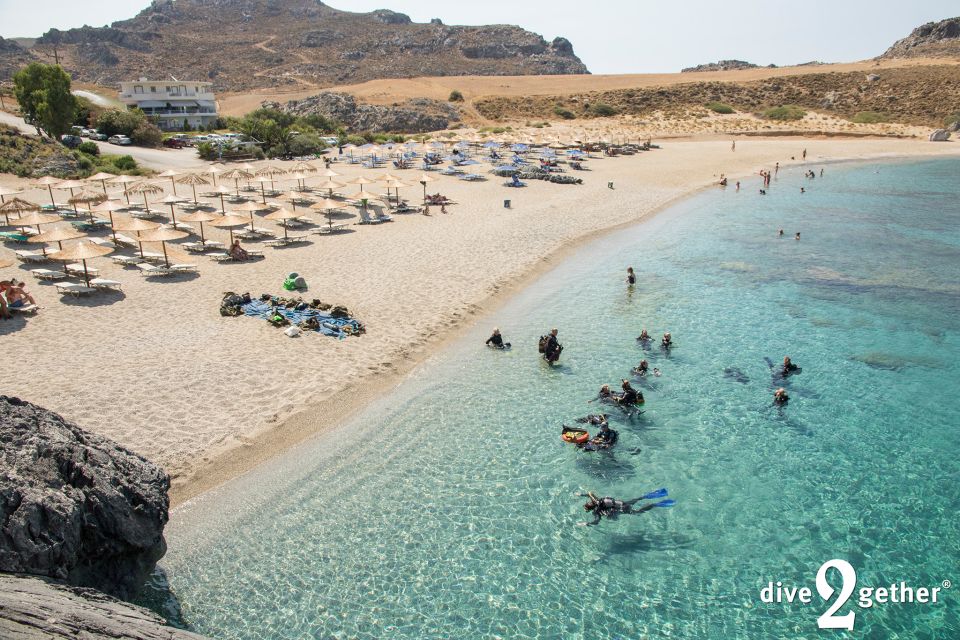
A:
[
  {"xmin": 626, "ymin": 267, "xmax": 636, "ymax": 285},
  {"xmin": 802, "ymin": 149, "xmax": 807, "ymax": 160},
  {"xmin": 486, "ymin": 328, "xmax": 509, "ymax": 349}
]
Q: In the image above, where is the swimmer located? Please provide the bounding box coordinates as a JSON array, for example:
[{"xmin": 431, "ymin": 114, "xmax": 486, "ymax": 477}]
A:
[
  {"xmin": 637, "ymin": 328, "xmax": 651, "ymax": 342},
  {"xmin": 597, "ymin": 384, "xmax": 613, "ymax": 400},
  {"xmin": 626, "ymin": 266, "xmax": 636, "ymax": 285},
  {"xmin": 632, "ymin": 359, "xmax": 649, "ymax": 376},
  {"xmin": 485, "ymin": 327, "xmax": 509, "ymax": 349},
  {"xmin": 661, "ymin": 332, "xmax": 673, "ymax": 349},
  {"xmin": 580, "ymin": 489, "xmax": 674, "ymax": 525},
  {"xmin": 618, "ymin": 379, "xmax": 642, "ymax": 406},
  {"xmin": 795, "ymin": 232, "xmax": 801, "ymax": 241},
  {"xmin": 781, "ymin": 356, "xmax": 799, "ymax": 377},
  {"xmin": 774, "ymin": 388, "xmax": 789, "ymax": 405}
]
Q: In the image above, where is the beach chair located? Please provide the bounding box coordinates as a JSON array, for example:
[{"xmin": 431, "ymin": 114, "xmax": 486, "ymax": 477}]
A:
[
  {"xmin": 30, "ymin": 268, "xmax": 68, "ymax": 281},
  {"xmin": 460, "ymin": 173, "xmax": 484, "ymax": 181},
  {"xmin": 136, "ymin": 263, "xmax": 175, "ymax": 277},
  {"xmin": 55, "ymin": 282, "xmax": 97, "ymax": 296},
  {"xmin": 264, "ymin": 235, "xmax": 310, "ymax": 247},
  {"xmin": 0, "ymin": 231, "xmax": 31, "ymax": 243},
  {"xmin": 374, "ymin": 209, "xmax": 393, "ymax": 223},
  {"xmin": 356, "ymin": 208, "xmax": 381, "ymax": 225},
  {"xmin": 89, "ymin": 278, "xmax": 122, "ymax": 291},
  {"xmin": 111, "ymin": 254, "xmax": 141, "ymax": 266},
  {"xmin": 8, "ymin": 302, "xmax": 38, "ymax": 314},
  {"xmin": 66, "ymin": 263, "xmax": 100, "ymax": 278},
  {"xmin": 170, "ymin": 264, "xmax": 198, "ymax": 274},
  {"xmin": 113, "ymin": 234, "xmax": 140, "ymax": 248},
  {"xmin": 15, "ymin": 250, "xmax": 50, "ymax": 263},
  {"xmin": 208, "ymin": 252, "xmax": 233, "ymax": 262}
]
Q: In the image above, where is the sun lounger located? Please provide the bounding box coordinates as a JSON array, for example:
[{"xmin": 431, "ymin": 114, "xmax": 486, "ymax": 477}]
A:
[
  {"xmin": 141, "ymin": 252, "xmax": 168, "ymax": 264},
  {"xmin": 15, "ymin": 250, "xmax": 50, "ymax": 263},
  {"xmin": 129, "ymin": 209, "xmax": 162, "ymax": 219},
  {"xmin": 70, "ymin": 219, "xmax": 110, "ymax": 231},
  {"xmin": 30, "ymin": 268, "xmax": 68, "ymax": 281},
  {"xmin": 264, "ymin": 235, "xmax": 310, "ymax": 247},
  {"xmin": 55, "ymin": 282, "xmax": 97, "ymax": 296},
  {"xmin": 114, "ymin": 234, "xmax": 140, "ymax": 248},
  {"xmin": 374, "ymin": 211, "xmax": 393, "ymax": 223},
  {"xmin": 111, "ymin": 254, "xmax": 141, "ymax": 266},
  {"xmin": 357, "ymin": 209, "xmax": 382, "ymax": 225},
  {"xmin": 0, "ymin": 231, "xmax": 31, "ymax": 243},
  {"xmin": 459, "ymin": 173, "xmax": 485, "ymax": 181},
  {"xmin": 170, "ymin": 263, "xmax": 198, "ymax": 273},
  {"xmin": 66, "ymin": 263, "xmax": 100, "ymax": 278},
  {"xmin": 89, "ymin": 278, "xmax": 122, "ymax": 291},
  {"xmin": 136, "ymin": 263, "xmax": 175, "ymax": 277},
  {"xmin": 8, "ymin": 303, "xmax": 38, "ymax": 314},
  {"xmin": 162, "ymin": 222, "xmax": 194, "ymax": 233}
]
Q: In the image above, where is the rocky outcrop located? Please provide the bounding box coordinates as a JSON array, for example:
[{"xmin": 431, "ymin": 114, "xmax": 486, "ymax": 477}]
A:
[
  {"xmin": 682, "ymin": 60, "xmax": 774, "ymax": 72},
  {"xmin": 0, "ymin": 396, "xmax": 170, "ymax": 600},
  {"xmin": 929, "ymin": 128, "xmax": 951, "ymax": 141},
  {"xmin": 265, "ymin": 92, "xmax": 461, "ymax": 133},
  {"xmin": 0, "ymin": 574, "xmax": 206, "ymax": 639},
  {"xmin": 12, "ymin": 0, "xmax": 588, "ymax": 90},
  {"xmin": 881, "ymin": 17, "xmax": 960, "ymax": 59}
]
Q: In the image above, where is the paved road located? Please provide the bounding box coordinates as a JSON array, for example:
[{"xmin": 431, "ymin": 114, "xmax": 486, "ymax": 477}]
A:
[{"xmin": 0, "ymin": 109, "xmax": 209, "ymax": 172}]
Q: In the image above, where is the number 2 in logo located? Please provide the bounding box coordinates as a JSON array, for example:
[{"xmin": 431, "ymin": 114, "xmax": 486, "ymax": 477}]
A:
[{"xmin": 816, "ymin": 559, "xmax": 857, "ymax": 630}]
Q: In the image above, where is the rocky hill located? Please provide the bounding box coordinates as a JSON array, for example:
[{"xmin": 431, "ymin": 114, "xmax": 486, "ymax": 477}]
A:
[
  {"xmin": 264, "ymin": 92, "xmax": 460, "ymax": 133},
  {"xmin": 475, "ymin": 65, "xmax": 960, "ymax": 127},
  {"xmin": 2, "ymin": 0, "xmax": 587, "ymax": 91},
  {"xmin": 682, "ymin": 60, "xmax": 774, "ymax": 73},
  {"xmin": 0, "ymin": 37, "xmax": 33, "ymax": 80},
  {"xmin": 881, "ymin": 17, "xmax": 960, "ymax": 59}
]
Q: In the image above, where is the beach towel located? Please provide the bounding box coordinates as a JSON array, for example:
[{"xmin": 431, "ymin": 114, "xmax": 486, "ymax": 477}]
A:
[{"xmin": 240, "ymin": 299, "xmax": 363, "ymax": 339}]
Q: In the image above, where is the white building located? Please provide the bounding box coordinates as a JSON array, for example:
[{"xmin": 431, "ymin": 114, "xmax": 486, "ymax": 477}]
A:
[{"xmin": 118, "ymin": 78, "xmax": 218, "ymax": 131}]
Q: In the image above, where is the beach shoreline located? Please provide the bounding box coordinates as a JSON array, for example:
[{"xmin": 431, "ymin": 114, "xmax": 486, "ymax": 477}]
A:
[{"xmin": 165, "ymin": 141, "xmax": 960, "ymax": 508}]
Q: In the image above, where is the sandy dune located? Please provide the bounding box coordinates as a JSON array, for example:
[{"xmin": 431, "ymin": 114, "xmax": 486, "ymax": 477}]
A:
[{"xmin": 2, "ymin": 136, "xmax": 957, "ymax": 505}]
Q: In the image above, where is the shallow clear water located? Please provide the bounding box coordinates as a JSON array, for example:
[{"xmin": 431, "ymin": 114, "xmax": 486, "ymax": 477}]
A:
[{"xmin": 157, "ymin": 159, "xmax": 960, "ymax": 639}]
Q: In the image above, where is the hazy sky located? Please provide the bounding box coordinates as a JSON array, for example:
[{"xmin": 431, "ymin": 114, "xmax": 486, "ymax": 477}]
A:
[{"xmin": 0, "ymin": 0, "xmax": 956, "ymax": 73}]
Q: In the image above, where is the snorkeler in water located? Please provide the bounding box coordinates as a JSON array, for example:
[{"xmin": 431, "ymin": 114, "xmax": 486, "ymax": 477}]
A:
[
  {"xmin": 580, "ymin": 489, "xmax": 675, "ymax": 525},
  {"xmin": 774, "ymin": 388, "xmax": 790, "ymax": 405}
]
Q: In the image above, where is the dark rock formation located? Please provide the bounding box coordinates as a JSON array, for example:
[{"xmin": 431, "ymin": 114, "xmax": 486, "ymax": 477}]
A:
[
  {"xmin": 0, "ymin": 574, "xmax": 206, "ymax": 639},
  {"xmin": 265, "ymin": 92, "xmax": 461, "ymax": 133},
  {"xmin": 0, "ymin": 396, "xmax": 170, "ymax": 600},
  {"xmin": 682, "ymin": 60, "xmax": 774, "ymax": 72},
  {"xmin": 882, "ymin": 17, "xmax": 960, "ymax": 58}
]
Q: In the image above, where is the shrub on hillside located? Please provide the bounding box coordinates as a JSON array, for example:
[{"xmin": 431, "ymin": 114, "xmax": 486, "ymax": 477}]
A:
[
  {"xmin": 131, "ymin": 122, "xmax": 163, "ymax": 147},
  {"xmin": 448, "ymin": 90, "xmax": 464, "ymax": 102},
  {"xmin": 553, "ymin": 105, "xmax": 576, "ymax": 120},
  {"xmin": 287, "ymin": 133, "xmax": 326, "ymax": 156},
  {"xmin": 588, "ymin": 103, "xmax": 618, "ymax": 117},
  {"xmin": 113, "ymin": 155, "xmax": 137, "ymax": 171},
  {"xmin": 76, "ymin": 141, "xmax": 99, "ymax": 155},
  {"xmin": 96, "ymin": 109, "xmax": 146, "ymax": 136},
  {"xmin": 851, "ymin": 111, "xmax": 889, "ymax": 124},
  {"xmin": 763, "ymin": 105, "xmax": 807, "ymax": 121},
  {"xmin": 705, "ymin": 102, "xmax": 735, "ymax": 114},
  {"xmin": 943, "ymin": 111, "xmax": 960, "ymax": 127}
]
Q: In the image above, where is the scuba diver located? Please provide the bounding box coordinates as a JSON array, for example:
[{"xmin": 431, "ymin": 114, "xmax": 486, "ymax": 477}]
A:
[
  {"xmin": 661, "ymin": 332, "xmax": 673, "ymax": 350},
  {"xmin": 781, "ymin": 356, "xmax": 799, "ymax": 377},
  {"xmin": 617, "ymin": 379, "xmax": 643, "ymax": 406},
  {"xmin": 632, "ymin": 359, "xmax": 650, "ymax": 376},
  {"xmin": 576, "ymin": 413, "xmax": 609, "ymax": 428},
  {"xmin": 581, "ymin": 422, "xmax": 619, "ymax": 451},
  {"xmin": 636, "ymin": 328, "xmax": 651, "ymax": 343},
  {"xmin": 596, "ymin": 384, "xmax": 613, "ymax": 400},
  {"xmin": 580, "ymin": 488, "xmax": 675, "ymax": 525},
  {"xmin": 774, "ymin": 388, "xmax": 790, "ymax": 405},
  {"xmin": 539, "ymin": 328, "xmax": 563, "ymax": 363},
  {"xmin": 485, "ymin": 328, "xmax": 510, "ymax": 349}
]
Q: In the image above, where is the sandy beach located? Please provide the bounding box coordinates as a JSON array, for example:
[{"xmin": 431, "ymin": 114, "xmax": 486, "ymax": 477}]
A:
[{"xmin": 2, "ymin": 135, "xmax": 957, "ymax": 505}]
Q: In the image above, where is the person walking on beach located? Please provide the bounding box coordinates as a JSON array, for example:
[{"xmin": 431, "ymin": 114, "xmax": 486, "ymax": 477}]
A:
[
  {"xmin": 731, "ymin": 140, "xmax": 736, "ymax": 152},
  {"xmin": 802, "ymin": 148, "xmax": 807, "ymax": 160},
  {"xmin": 736, "ymin": 181, "xmax": 740, "ymax": 192},
  {"xmin": 775, "ymin": 162, "xmax": 780, "ymax": 176}
]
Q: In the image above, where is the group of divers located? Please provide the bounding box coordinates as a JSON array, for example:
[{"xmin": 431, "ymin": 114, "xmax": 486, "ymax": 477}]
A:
[{"xmin": 484, "ymin": 267, "xmax": 802, "ymax": 526}]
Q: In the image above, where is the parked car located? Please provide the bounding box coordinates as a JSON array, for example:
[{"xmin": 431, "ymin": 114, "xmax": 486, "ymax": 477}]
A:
[
  {"xmin": 91, "ymin": 132, "xmax": 108, "ymax": 141},
  {"xmin": 108, "ymin": 135, "xmax": 132, "ymax": 146},
  {"xmin": 163, "ymin": 137, "xmax": 185, "ymax": 149},
  {"xmin": 60, "ymin": 134, "xmax": 83, "ymax": 148}
]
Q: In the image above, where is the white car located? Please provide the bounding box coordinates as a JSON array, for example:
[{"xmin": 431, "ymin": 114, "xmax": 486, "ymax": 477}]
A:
[{"xmin": 108, "ymin": 135, "xmax": 132, "ymax": 146}]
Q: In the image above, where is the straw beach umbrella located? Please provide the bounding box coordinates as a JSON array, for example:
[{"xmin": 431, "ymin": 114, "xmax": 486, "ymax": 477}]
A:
[
  {"xmin": 156, "ymin": 193, "xmax": 188, "ymax": 228},
  {"xmin": 127, "ymin": 181, "xmax": 164, "ymax": 212},
  {"xmin": 418, "ymin": 172, "xmax": 437, "ymax": 203},
  {"xmin": 350, "ymin": 176, "xmax": 374, "ymax": 193},
  {"xmin": 111, "ymin": 216, "xmax": 161, "ymax": 258},
  {"xmin": 255, "ymin": 165, "xmax": 286, "ymax": 191},
  {"xmin": 291, "ymin": 160, "xmax": 316, "ymax": 174},
  {"xmin": 233, "ymin": 200, "xmax": 267, "ymax": 231},
  {"xmin": 157, "ymin": 169, "xmax": 181, "ymax": 195},
  {"xmin": 384, "ymin": 180, "xmax": 411, "ymax": 206},
  {"xmin": 221, "ymin": 169, "xmax": 253, "ymax": 197},
  {"xmin": 13, "ymin": 211, "xmax": 58, "ymax": 238},
  {"xmin": 35, "ymin": 176, "xmax": 62, "ymax": 208},
  {"xmin": 29, "ymin": 225, "xmax": 85, "ymax": 253},
  {"xmin": 264, "ymin": 207, "xmax": 302, "ymax": 241},
  {"xmin": 320, "ymin": 168, "xmax": 340, "ymax": 178},
  {"xmin": 179, "ymin": 210, "xmax": 219, "ymax": 244},
  {"xmin": 48, "ymin": 240, "xmax": 113, "ymax": 286},
  {"xmin": 310, "ymin": 197, "xmax": 344, "ymax": 232},
  {"xmin": 87, "ymin": 171, "xmax": 118, "ymax": 195},
  {"xmin": 0, "ymin": 198, "xmax": 39, "ymax": 226},
  {"xmin": 318, "ymin": 180, "xmax": 345, "ymax": 198},
  {"xmin": 207, "ymin": 185, "xmax": 233, "ymax": 213},
  {"xmin": 209, "ymin": 214, "xmax": 249, "ymax": 244},
  {"xmin": 138, "ymin": 227, "xmax": 188, "ymax": 268},
  {"xmin": 110, "ymin": 174, "xmax": 140, "ymax": 204},
  {"xmin": 208, "ymin": 163, "xmax": 227, "ymax": 186},
  {"xmin": 92, "ymin": 199, "xmax": 128, "ymax": 243},
  {"xmin": 68, "ymin": 188, "xmax": 107, "ymax": 219},
  {"xmin": 175, "ymin": 173, "xmax": 210, "ymax": 203},
  {"xmin": 252, "ymin": 176, "xmax": 273, "ymax": 204},
  {"xmin": 0, "ymin": 186, "xmax": 23, "ymax": 205}
]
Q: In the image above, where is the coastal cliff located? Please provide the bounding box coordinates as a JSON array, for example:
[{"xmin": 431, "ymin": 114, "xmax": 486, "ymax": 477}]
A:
[{"xmin": 0, "ymin": 395, "xmax": 169, "ymax": 600}]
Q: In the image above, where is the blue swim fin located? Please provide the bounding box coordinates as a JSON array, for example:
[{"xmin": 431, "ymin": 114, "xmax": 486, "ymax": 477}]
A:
[
  {"xmin": 641, "ymin": 487, "xmax": 668, "ymax": 500},
  {"xmin": 653, "ymin": 499, "xmax": 676, "ymax": 508}
]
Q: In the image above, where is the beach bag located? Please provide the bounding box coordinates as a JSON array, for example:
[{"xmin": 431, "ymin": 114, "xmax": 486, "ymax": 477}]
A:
[{"xmin": 284, "ymin": 326, "xmax": 302, "ymax": 338}]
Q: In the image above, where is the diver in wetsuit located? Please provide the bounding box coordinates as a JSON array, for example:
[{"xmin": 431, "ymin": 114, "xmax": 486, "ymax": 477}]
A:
[
  {"xmin": 618, "ymin": 379, "xmax": 643, "ymax": 406},
  {"xmin": 632, "ymin": 359, "xmax": 649, "ymax": 376},
  {"xmin": 543, "ymin": 328, "xmax": 562, "ymax": 363},
  {"xmin": 774, "ymin": 388, "xmax": 789, "ymax": 405},
  {"xmin": 486, "ymin": 328, "xmax": 509, "ymax": 349},
  {"xmin": 581, "ymin": 491, "xmax": 672, "ymax": 525},
  {"xmin": 581, "ymin": 422, "xmax": 619, "ymax": 451},
  {"xmin": 661, "ymin": 332, "xmax": 673, "ymax": 349},
  {"xmin": 781, "ymin": 356, "xmax": 799, "ymax": 377}
]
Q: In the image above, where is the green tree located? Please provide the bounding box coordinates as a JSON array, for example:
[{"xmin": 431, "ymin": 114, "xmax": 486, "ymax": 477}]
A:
[
  {"xmin": 13, "ymin": 62, "xmax": 79, "ymax": 139},
  {"xmin": 131, "ymin": 122, "xmax": 163, "ymax": 147},
  {"xmin": 96, "ymin": 108, "xmax": 146, "ymax": 136}
]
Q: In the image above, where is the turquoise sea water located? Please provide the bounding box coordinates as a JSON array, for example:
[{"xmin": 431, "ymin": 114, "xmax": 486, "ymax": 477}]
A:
[{"xmin": 156, "ymin": 159, "xmax": 960, "ymax": 639}]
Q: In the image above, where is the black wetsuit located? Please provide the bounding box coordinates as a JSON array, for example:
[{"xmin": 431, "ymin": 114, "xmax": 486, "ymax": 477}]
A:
[
  {"xmin": 544, "ymin": 335, "xmax": 561, "ymax": 362},
  {"xmin": 627, "ymin": 273, "xmax": 636, "ymax": 285},
  {"xmin": 620, "ymin": 385, "xmax": 640, "ymax": 405},
  {"xmin": 588, "ymin": 496, "xmax": 656, "ymax": 524},
  {"xmin": 486, "ymin": 333, "xmax": 504, "ymax": 348},
  {"xmin": 781, "ymin": 363, "xmax": 799, "ymax": 377}
]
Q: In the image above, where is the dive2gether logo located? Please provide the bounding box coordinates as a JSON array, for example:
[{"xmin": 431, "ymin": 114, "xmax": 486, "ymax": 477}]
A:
[{"xmin": 760, "ymin": 559, "xmax": 950, "ymax": 630}]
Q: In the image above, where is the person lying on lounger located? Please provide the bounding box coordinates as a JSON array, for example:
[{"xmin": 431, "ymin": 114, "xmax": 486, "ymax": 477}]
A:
[{"xmin": 229, "ymin": 239, "xmax": 249, "ymax": 261}]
